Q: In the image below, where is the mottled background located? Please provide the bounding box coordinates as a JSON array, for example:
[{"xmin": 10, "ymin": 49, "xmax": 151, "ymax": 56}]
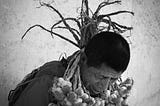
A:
[{"xmin": 0, "ymin": 0, "xmax": 160, "ymax": 106}]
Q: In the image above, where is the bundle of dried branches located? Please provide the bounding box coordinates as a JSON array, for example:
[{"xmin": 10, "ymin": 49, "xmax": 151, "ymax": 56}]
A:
[{"xmin": 21, "ymin": 0, "xmax": 134, "ymax": 49}]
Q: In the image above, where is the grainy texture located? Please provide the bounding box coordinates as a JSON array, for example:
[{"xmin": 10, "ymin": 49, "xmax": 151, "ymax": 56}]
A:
[{"xmin": 0, "ymin": 0, "xmax": 160, "ymax": 106}]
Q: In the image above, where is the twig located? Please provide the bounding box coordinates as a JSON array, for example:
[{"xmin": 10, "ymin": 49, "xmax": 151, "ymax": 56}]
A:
[
  {"xmin": 51, "ymin": 18, "xmax": 81, "ymax": 32},
  {"xmin": 98, "ymin": 26, "xmax": 107, "ymax": 32},
  {"xmin": 40, "ymin": 2, "xmax": 80, "ymax": 45},
  {"xmin": 21, "ymin": 24, "xmax": 80, "ymax": 48},
  {"xmin": 100, "ymin": 18, "xmax": 112, "ymax": 31},
  {"xmin": 94, "ymin": 0, "xmax": 121, "ymax": 17},
  {"xmin": 101, "ymin": 18, "xmax": 132, "ymax": 32},
  {"xmin": 98, "ymin": 11, "xmax": 134, "ymax": 19},
  {"xmin": 54, "ymin": 26, "xmax": 81, "ymax": 37},
  {"xmin": 81, "ymin": 0, "xmax": 89, "ymax": 26},
  {"xmin": 82, "ymin": 0, "xmax": 89, "ymax": 16},
  {"xmin": 107, "ymin": 16, "xmax": 112, "ymax": 31},
  {"xmin": 113, "ymin": 21, "xmax": 133, "ymax": 30}
]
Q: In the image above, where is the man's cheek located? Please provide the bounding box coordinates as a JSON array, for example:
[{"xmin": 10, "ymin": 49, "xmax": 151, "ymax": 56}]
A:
[
  {"xmin": 91, "ymin": 82, "xmax": 104, "ymax": 93},
  {"xmin": 95, "ymin": 80, "xmax": 110, "ymax": 91}
]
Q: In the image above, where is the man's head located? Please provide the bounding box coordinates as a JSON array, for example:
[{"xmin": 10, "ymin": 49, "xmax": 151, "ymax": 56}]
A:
[
  {"xmin": 80, "ymin": 31, "xmax": 130, "ymax": 96},
  {"xmin": 84, "ymin": 31, "xmax": 130, "ymax": 73}
]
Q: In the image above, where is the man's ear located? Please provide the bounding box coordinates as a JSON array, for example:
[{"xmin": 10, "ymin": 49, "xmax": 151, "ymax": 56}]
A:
[{"xmin": 80, "ymin": 52, "xmax": 87, "ymax": 65}]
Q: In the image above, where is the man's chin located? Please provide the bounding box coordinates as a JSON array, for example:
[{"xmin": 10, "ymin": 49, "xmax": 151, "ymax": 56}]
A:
[
  {"xmin": 87, "ymin": 85, "xmax": 101, "ymax": 97},
  {"xmin": 90, "ymin": 92, "xmax": 101, "ymax": 97}
]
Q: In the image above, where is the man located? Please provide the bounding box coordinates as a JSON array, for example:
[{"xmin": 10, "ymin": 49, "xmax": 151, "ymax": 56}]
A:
[{"xmin": 9, "ymin": 31, "xmax": 130, "ymax": 106}]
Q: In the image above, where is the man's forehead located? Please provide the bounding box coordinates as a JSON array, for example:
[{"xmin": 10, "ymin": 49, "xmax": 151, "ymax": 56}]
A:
[
  {"xmin": 98, "ymin": 63, "xmax": 122, "ymax": 78},
  {"xmin": 101, "ymin": 71, "xmax": 121, "ymax": 78}
]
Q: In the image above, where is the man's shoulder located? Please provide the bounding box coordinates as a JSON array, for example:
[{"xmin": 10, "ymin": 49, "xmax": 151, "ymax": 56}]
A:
[
  {"xmin": 35, "ymin": 60, "xmax": 67, "ymax": 78},
  {"xmin": 42, "ymin": 60, "xmax": 63, "ymax": 68},
  {"xmin": 34, "ymin": 51, "xmax": 78, "ymax": 78}
]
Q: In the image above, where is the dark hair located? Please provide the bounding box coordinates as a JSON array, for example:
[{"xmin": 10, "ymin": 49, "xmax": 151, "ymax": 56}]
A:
[{"xmin": 84, "ymin": 31, "xmax": 130, "ymax": 73}]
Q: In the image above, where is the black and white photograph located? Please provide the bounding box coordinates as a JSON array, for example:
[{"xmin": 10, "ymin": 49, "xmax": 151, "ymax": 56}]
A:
[{"xmin": 0, "ymin": 0, "xmax": 160, "ymax": 106}]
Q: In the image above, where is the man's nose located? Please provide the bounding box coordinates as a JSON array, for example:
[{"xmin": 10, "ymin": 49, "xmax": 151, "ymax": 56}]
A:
[{"xmin": 101, "ymin": 78, "xmax": 111, "ymax": 90}]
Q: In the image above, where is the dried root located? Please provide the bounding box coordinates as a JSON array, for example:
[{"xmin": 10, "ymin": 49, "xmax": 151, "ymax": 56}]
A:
[{"xmin": 22, "ymin": 0, "xmax": 134, "ymax": 48}]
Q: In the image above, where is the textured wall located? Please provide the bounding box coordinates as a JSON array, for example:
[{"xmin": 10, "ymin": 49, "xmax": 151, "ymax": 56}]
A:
[{"xmin": 0, "ymin": 0, "xmax": 160, "ymax": 106}]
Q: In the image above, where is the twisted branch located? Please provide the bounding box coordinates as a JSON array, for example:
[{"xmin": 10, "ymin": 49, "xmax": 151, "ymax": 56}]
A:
[
  {"xmin": 98, "ymin": 11, "xmax": 134, "ymax": 19},
  {"xmin": 94, "ymin": 0, "xmax": 121, "ymax": 17},
  {"xmin": 54, "ymin": 26, "xmax": 81, "ymax": 37},
  {"xmin": 21, "ymin": 24, "xmax": 80, "ymax": 48},
  {"xmin": 51, "ymin": 18, "xmax": 81, "ymax": 32},
  {"xmin": 40, "ymin": 2, "xmax": 80, "ymax": 45}
]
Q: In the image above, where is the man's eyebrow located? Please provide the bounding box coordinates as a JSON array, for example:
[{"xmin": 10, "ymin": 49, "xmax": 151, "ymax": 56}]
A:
[{"xmin": 101, "ymin": 73, "xmax": 120, "ymax": 79}]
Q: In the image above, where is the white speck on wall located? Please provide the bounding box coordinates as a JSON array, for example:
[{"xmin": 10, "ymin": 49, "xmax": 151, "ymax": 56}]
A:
[{"xmin": 0, "ymin": 0, "xmax": 160, "ymax": 106}]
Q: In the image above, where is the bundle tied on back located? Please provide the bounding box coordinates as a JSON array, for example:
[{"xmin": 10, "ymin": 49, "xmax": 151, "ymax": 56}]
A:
[{"xmin": 20, "ymin": 0, "xmax": 134, "ymax": 106}]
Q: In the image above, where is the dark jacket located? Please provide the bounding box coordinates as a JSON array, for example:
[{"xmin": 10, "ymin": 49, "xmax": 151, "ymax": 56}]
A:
[{"xmin": 13, "ymin": 60, "xmax": 67, "ymax": 106}]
